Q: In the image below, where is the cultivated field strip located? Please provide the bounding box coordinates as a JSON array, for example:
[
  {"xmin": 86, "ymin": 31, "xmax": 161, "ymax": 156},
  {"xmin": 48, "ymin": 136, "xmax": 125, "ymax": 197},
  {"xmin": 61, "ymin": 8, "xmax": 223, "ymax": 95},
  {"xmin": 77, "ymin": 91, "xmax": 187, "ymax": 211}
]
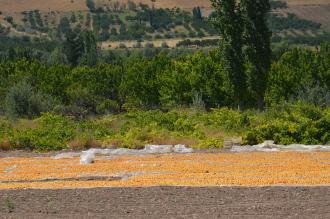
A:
[{"xmin": 1, "ymin": 152, "xmax": 330, "ymax": 189}]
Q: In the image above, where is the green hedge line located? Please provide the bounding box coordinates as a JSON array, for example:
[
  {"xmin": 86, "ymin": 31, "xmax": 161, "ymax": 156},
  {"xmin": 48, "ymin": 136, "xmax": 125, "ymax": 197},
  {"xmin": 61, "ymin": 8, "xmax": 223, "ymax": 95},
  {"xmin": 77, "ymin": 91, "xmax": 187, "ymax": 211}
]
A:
[{"xmin": 1, "ymin": 103, "xmax": 329, "ymax": 151}]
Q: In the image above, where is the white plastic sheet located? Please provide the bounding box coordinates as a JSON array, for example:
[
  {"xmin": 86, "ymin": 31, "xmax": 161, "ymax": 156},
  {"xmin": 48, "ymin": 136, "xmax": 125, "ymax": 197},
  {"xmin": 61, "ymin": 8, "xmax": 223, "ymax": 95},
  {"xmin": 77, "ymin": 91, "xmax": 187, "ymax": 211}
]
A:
[
  {"xmin": 231, "ymin": 140, "xmax": 330, "ymax": 152},
  {"xmin": 174, "ymin": 144, "xmax": 194, "ymax": 153},
  {"xmin": 144, "ymin": 145, "xmax": 173, "ymax": 153},
  {"xmin": 80, "ymin": 151, "xmax": 96, "ymax": 164},
  {"xmin": 53, "ymin": 144, "xmax": 194, "ymax": 164},
  {"xmin": 53, "ymin": 152, "xmax": 81, "ymax": 159}
]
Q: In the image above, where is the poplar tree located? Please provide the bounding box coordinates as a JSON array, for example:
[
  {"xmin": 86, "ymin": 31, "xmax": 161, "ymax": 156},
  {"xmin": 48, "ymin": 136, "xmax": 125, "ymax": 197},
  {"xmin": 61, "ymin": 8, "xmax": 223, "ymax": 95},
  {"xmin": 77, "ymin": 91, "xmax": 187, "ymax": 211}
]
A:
[
  {"xmin": 64, "ymin": 30, "xmax": 84, "ymax": 66},
  {"xmin": 86, "ymin": 0, "xmax": 95, "ymax": 12},
  {"xmin": 80, "ymin": 31, "xmax": 98, "ymax": 66},
  {"xmin": 211, "ymin": 0, "xmax": 246, "ymax": 110},
  {"xmin": 241, "ymin": 0, "xmax": 272, "ymax": 111}
]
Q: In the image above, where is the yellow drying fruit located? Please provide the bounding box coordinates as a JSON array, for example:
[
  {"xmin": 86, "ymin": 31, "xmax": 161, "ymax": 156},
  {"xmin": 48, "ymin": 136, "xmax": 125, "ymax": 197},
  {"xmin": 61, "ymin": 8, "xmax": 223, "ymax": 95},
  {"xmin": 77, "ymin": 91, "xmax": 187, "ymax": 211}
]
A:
[{"xmin": 0, "ymin": 152, "xmax": 330, "ymax": 189}]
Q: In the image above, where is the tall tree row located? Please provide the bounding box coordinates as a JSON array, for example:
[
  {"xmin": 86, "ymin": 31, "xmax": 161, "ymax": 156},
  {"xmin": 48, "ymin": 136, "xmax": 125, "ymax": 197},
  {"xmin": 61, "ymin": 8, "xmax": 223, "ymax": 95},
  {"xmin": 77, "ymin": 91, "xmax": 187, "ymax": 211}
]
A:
[
  {"xmin": 211, "ymin": 0, "xmax": 246, "ymax": 110},
  {"xmin": 211, "ymin": 0, "xmax": 272, "ymax": 111},
  {"xmin": 242, "ymin": 0, "xmax": 271, "ymax": 111}
]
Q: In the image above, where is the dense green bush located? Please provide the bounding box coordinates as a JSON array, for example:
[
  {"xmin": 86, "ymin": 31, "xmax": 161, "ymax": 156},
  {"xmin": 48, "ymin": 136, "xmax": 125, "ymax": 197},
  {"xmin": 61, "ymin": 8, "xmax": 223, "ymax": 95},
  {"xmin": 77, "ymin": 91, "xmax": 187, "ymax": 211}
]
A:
[
  {"xmin": 5, "ymin": 81, "xmax": 51, "ymax": 119},
  {"xmin": 203, "ymin": 108, "xmax": 249, "ymax": 130},
  {"xmin": 1, "ymin": 113, "xmax": 76, "ymax": 151},
  {"xmin": 243, "ymin": 103, "xmax": 330, "ymax": 145},
  {"xmin": 0, "ymin": 103, "xmax": 330, "ymax": 151}
]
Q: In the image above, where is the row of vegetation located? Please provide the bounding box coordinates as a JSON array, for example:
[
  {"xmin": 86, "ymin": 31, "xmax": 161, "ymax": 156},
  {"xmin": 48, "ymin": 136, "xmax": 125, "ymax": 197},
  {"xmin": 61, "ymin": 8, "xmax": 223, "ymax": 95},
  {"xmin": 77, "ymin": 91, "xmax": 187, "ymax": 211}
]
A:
[
  {"xmin": 1, "ymin": 42, "xmax": 330, "ymax": 115},
  {"xmin": 0, "ymin": 42, "xmax": 330, "ymax": 150},
  {"xmin": 1, "ymin": 0, "xmax": 330, "ymax": 151},
  {"xmin": 1, "ymin": 102, "xmax": 329, "ymax": 151}
]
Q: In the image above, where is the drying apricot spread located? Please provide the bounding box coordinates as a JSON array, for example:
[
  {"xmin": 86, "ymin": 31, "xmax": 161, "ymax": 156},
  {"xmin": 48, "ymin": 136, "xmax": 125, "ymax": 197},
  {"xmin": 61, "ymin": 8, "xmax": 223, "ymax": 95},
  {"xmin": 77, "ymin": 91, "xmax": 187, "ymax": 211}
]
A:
[{"xmin": 1, "ymin": 152, "xmax": 330, "ymax": 189}]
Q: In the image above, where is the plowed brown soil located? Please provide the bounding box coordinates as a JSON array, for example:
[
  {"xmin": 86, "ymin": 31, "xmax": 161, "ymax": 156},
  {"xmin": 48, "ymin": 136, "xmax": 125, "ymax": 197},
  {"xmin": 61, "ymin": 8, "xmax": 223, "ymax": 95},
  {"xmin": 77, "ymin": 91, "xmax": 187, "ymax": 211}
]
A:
[{"xmin": 0, "ymin": 187, "xmax": 330, "ymax": 218}]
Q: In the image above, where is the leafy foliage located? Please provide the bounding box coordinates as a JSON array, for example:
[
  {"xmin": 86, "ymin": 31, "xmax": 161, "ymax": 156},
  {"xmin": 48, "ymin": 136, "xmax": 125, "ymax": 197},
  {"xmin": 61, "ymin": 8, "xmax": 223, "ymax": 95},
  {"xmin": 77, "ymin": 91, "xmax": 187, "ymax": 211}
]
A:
[{"xmin": 243, "ymin": 103, "xmax": 330, "ymax": 145}]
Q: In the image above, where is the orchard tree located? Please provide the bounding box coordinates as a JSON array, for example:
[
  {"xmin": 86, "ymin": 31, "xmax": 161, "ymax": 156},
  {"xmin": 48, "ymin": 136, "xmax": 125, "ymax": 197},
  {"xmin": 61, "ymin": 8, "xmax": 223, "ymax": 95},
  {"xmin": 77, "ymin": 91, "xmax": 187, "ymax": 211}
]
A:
[
  {"xmin": 64, "ymin": 29, "xmax": 84, "ymax": 66},
  {"xmin": 211, "ymin": 0, "xmax": 246, "ymax": 110},
  {"xmin": 48, "ymin": 47, "xmax": 68, "ymax": 65},
  {"xmin": 79, "ymin": 31, "xmax": 98, "ymax": 66},
  {"xmin": 192, "ymin": 7, "xmax": 202, "ymax": 21},
  {"xmin": 86, "ymin": 0, "xmax": 95, "ymax": 12},
  {"xmin": 241, "ymin": 0, "xmax": 272, "ymax": 111},
  {"xmin": 58, "ymin": 17, "xmax": 71, "ymax": 36}
]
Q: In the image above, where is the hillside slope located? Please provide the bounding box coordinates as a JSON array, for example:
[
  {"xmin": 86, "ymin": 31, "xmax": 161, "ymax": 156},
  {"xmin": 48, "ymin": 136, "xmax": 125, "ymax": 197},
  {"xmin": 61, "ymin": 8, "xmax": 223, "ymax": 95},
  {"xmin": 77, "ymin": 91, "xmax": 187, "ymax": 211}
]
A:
[
  {"xmin": 0, "ymin": 0, "xmax": 328, "ymax": 12},
  {"xmin": 0, "ymin": 0, "xmax": 87, "ymax": 12}
]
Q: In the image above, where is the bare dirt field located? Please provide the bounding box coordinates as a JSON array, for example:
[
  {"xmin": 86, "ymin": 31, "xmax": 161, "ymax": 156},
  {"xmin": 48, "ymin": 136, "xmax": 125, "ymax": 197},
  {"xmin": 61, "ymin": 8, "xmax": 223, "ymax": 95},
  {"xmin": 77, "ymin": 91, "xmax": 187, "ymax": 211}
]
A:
[{"xmin": 0, "ymin": 186, "xmax": 330, "ymax": 218}]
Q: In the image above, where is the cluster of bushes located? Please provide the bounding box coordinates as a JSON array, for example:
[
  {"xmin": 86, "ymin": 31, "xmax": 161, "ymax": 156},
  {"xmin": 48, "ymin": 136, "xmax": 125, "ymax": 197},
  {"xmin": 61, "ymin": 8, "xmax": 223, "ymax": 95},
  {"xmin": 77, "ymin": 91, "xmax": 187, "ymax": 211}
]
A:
[
  {"xmin": 270, "ymin": 0, "xmax": 288, "ymax": 9},
  {"xmin": 0, "ymin": 109, "xmax": 229, "ymax": 151},
  {"xmin": 0, "ymin": 24, "xmax": 10, "ymax": 37},
  {"xmin": 0, "ymin": 36, "xmax": 58, "ymax": 62},
  {"xmin": 4, "ymin": 16, "xmax": 14, "ymax": 25},
  {"xmin": 243, "ymin": 103, "xmax": 330, "ymax": 145},
  {"xmin": 1, "ymin": 103, "xmax": 330, "ymax": 151}
]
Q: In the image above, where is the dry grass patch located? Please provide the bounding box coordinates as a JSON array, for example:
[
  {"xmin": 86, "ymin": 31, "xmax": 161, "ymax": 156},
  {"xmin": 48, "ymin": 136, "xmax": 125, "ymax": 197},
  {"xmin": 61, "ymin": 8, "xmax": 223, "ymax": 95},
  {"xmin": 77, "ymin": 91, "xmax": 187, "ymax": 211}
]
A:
[
  {"xmin": 67, "ymin": 138, "xmax": 102, "ymax": 150},
  {"xmin": 0, "ymin": 140, "xmax": 11, "ymax": 151}
]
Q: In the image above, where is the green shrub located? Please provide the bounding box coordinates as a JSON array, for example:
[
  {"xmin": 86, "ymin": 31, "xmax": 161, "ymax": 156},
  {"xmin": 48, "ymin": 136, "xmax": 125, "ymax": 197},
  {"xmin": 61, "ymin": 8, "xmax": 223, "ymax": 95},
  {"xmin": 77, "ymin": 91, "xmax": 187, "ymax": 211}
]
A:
[
  {"xmin": 96, "ymin": 99, "xmax": 120, "ymax": 114},
  {"xmin": 5, "ymin": 81, "xmax": 51, "ymax": 119},
  {"xmin": 7, "ymin": 113, "xmax": 76, "ymax": 151},
  {"xmin": 2, "ymin": 104, "xmax": 330, "ymax": 152},
  {"xmin": 203, "ymin": 108, "xmax": 249, "ymax": 130},
  {"xmin": 243, "ymin": 104, "xmax": 330, "ymax": 145},
  {"xmin": 195, "ymin": 137, "xmax": 224, "ymax": 148}
]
